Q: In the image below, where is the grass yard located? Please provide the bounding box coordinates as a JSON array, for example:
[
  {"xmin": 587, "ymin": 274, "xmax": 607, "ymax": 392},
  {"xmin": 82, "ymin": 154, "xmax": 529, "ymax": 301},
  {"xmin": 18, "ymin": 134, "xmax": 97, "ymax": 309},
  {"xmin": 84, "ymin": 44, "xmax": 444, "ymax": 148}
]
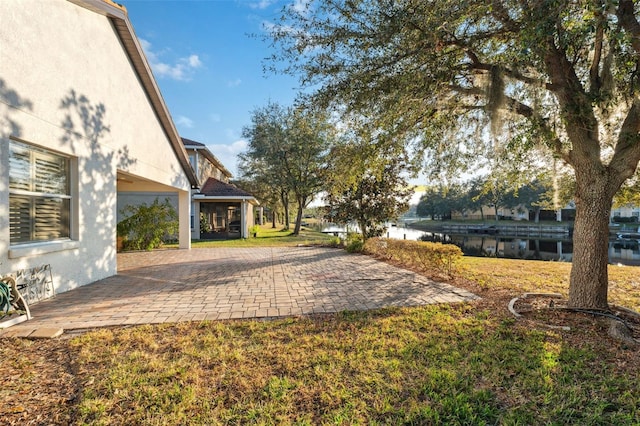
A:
[
  {"xmin": 170, "ymin": 225, "xmax": 338, "ymax": 248},
  {"xmin": 2, "ymin": 230, "xmax": 639, "ymax": 425},
  {"xmin": 459, "ymin": 256, "xmax": 640, "ymax": 312},
  {"xmin": 70, "ymin": 309, "xmax": 640, "ymax": 424}
]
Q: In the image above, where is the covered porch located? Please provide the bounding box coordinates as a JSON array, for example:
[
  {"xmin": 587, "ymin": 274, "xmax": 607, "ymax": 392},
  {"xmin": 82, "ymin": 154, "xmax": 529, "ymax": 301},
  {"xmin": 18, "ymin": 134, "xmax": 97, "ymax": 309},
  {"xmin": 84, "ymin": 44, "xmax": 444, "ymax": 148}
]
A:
[
  {"xmin": 116, "ymin": 171, "xmax": 191, "ymax": 249},
  {"xmin": 192, "ymin": 178, "xmax": 259, "ymax": 240},
  {"xmin": 198, "ymin": 202, "xmax": 243, "ymax": 240}
]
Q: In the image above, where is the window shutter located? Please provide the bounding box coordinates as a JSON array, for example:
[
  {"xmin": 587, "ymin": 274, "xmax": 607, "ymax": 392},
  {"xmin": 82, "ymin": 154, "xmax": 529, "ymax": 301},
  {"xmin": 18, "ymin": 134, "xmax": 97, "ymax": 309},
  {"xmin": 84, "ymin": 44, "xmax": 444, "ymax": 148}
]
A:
[
  {"xmin": 35, "ymin": 154, "xmax": 67, "ymax": 195},
  {"xmin": 9, "ymin": 195, "xmax": 32, "ymax": 243},
  {"xmin": 35, "ymin": 198, "xmax": 70, "ymax": 240},
  {"xmin": 9, "ymin": 141, "xmax": 72, "ymax": 244},
  {"xmin": 9, "ymin": 145, "xmax": 32, "ymax": 192}
]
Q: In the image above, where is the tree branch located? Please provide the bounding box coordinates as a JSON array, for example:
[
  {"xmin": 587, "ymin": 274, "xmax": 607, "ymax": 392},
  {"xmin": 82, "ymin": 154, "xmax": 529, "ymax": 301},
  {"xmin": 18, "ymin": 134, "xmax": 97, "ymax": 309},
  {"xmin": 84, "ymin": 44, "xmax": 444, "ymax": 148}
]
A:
[
  {"xmin": 464, "ymin": 50, "xmax": 553, "ymax": 90},
  {"xmin": 610, "ymin": 98, "xmax": 640, "ymax": 187},
  {"xmin": 503, "ymin": 96, "xmax": 570, "ymax": 163},
  {"xmin": 448, "ymin": 84, "xmax": 571, "ymax": 162},
  {"xmin": 542, "ymin": 37, "xmax": 600, "ymax": 167},
  {"xmin": 489, "ymin": 0, "xmax": 520, "ymax": 32},
  {"xmin": 589, "ymin": 8, "xmax": 605, "ymax": 95},
  {"xmin": 617, "ymin": 0, "xmax": 640, "ymax": 55}
]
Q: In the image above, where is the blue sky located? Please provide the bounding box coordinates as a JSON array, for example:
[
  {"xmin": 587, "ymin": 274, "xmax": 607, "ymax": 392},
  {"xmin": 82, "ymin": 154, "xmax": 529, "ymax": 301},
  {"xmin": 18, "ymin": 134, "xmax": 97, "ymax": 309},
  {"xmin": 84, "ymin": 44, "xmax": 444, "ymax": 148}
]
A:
[{"xmin": 120, "ymin": 0, "xmax": 304, "ymax": 177}]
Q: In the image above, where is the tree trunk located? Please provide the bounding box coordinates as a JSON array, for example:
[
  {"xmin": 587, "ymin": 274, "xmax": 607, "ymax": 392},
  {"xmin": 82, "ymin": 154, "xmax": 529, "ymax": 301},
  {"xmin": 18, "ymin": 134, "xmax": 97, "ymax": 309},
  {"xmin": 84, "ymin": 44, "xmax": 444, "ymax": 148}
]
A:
[
  {"xmin": 358, "ymin": 219, "xmax": 367, "ymax": 241},
  {"xmin": 293, "ymin": 199, "xmax": 304, "ymax": 235},
  {"xmin": 272, "ymin": 210, "xmax": 277, "ymax": 228},
  {"xmin": 568, "ymin": 176, "xmax": 612, "ymax": 310},
  {"xmin": 534, "ymin": 208, "xmax": 540, "ymax": 223},
  {"xmin": 280, "ymin": 191, "xmax": 290, "ymax": 230}
]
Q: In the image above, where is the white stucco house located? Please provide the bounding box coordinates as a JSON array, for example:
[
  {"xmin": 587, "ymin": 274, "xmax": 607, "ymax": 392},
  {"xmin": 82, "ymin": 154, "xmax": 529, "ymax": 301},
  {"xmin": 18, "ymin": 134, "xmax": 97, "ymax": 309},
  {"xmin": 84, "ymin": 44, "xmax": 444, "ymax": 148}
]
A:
[
  {"xmin": 117, "ymin": 137, "xmax": 260, "ymax": 240},
  {"xmin": 1, "ymin": 0, "xmax": 198, "ymax": 295}
]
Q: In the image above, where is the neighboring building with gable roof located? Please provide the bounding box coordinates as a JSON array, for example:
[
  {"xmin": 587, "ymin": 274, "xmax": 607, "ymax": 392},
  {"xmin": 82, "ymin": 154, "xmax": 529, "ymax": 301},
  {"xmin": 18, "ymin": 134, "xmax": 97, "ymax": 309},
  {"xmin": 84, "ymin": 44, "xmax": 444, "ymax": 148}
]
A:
[
  {"xmin": 1, "ymin": 0, "xmax": 198, "ymax": 294},
  {"xmin": 182, "ymin": 138, "xmax": 259, "ymax": 239},
  {"xmin": 182, "ymin": 137, "xmax": 232, "ymax": 184}
]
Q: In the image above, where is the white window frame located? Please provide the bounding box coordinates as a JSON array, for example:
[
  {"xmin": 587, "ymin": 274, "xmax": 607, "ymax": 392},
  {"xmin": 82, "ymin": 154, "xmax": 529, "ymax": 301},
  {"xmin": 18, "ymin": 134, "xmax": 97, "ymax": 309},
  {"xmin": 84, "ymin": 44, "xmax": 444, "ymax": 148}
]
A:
[{"xmin": 8, "ymin": 139, "xmax": 78, "ymax": 257}]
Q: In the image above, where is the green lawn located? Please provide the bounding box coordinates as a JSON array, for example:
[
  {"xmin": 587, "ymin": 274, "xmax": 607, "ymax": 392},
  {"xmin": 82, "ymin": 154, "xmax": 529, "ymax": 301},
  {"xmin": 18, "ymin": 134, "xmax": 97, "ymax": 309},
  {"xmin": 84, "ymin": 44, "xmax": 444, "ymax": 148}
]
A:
[
  {"xmin": 169, "ymin": 225, "xmax": 338, "ymax": 248},
  {"xmin": 67, "ymin": 307, "xmax": 639, "ymax": 425}
]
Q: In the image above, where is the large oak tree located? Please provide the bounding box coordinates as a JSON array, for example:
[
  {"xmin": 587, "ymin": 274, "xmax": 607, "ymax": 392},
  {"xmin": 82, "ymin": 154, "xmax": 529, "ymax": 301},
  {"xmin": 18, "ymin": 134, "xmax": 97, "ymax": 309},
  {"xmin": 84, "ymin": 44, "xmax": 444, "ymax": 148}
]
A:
[{"xmin": 268, "ymin": 0, "xmax": 640, "ymax": 310}]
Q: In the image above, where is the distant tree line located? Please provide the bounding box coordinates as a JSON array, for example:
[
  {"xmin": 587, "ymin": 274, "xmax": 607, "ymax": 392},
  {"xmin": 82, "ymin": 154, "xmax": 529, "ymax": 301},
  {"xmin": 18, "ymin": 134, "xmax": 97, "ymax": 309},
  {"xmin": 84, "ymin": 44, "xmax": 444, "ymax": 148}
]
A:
[{"xmin": 416, "ymin": 176, "xmax": 573, "ymax": 223}]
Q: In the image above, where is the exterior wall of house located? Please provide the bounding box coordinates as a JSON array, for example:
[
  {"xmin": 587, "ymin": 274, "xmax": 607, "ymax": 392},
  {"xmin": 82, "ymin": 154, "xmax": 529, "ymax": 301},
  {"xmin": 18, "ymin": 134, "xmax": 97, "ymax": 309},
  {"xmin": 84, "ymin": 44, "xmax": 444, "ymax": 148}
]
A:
[
  {"xmin": 197, "ymin": 152, "xmax": 228, "ymax": 184},
  {"xmin": 0, "ymin": 0, "xmax": 191, "ymax": 293},
  {"xmin": 192, "ymin": 201, "xmax": 201, "ymax": 239},
  {"xmin": 451, "ymin": 205, "xmax": 529, "ymax": 221},
  {"xmin": 186, "ymin": 148, "xmax": 228, "ymax": 187},
  {"xmin": 244, "ymin": 202, "xmax": 256, "ymax": 237},
  {"xmin": 611, "ymin": 206, "xmax": 640, "ymax": 220}
]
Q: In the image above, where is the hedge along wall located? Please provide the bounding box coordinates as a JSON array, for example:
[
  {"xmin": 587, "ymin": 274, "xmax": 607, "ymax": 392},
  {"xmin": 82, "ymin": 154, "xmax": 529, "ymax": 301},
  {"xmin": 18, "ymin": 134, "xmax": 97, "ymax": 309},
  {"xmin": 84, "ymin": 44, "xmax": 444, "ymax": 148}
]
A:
[{"xmin": 363, "ymin": 238, "xmax": 463, "ymax": 277}]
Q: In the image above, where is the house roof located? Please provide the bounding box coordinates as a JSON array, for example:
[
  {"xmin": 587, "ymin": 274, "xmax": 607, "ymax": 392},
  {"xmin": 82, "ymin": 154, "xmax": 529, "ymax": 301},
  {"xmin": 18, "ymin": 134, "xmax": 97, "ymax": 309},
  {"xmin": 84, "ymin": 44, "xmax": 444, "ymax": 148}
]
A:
[
  {"xmin": 199, "ymin": 177, "xmax": 255, "ymax": 198},
  {"xmin": 195, "ymin": 177, "xmax": 259, "ymax": 205},
  {"xmin": 181, "ymin": 137, "xmax": 206, "ymax": 148},
  {"xmin": 181, "ymin": 137, "xmax": 233, "ymax": 179},
  {"xmin": 68, "ymin": 0, "xmax": 199, "ymax": 189}
]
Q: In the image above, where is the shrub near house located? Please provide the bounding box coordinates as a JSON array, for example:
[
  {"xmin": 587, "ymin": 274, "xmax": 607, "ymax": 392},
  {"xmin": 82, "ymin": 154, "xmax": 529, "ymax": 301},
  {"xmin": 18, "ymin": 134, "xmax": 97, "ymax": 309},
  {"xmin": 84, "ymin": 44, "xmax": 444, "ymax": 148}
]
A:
[{"xmin": 117, "ymin": 198, "xmax": 178, "ymax": 251}]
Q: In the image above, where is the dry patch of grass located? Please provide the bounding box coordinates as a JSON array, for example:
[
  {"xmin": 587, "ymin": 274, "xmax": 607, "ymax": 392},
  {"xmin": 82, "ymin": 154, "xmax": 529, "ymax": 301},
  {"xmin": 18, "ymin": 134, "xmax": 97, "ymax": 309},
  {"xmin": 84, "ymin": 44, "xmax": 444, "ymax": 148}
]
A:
[{"xmin": 459, "ymin": 257, "xmax": 640, "ymax": 311}]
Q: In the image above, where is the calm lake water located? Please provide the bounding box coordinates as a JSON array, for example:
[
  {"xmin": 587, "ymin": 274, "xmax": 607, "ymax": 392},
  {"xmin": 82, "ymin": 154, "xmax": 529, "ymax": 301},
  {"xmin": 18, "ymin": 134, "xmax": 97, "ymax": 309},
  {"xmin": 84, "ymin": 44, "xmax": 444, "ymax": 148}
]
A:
[{"xmin": 321, "ymin": 224, "xmax": 640, "ymax": 266}]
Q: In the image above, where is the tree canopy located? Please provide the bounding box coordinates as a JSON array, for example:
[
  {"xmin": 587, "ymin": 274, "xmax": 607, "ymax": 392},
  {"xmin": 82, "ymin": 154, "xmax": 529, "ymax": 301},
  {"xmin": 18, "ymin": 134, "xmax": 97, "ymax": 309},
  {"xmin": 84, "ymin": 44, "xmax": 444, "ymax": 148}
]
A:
[
  {"xmin": 416, "ymin": 185, "xmax": 463, "ymax": 220},
  {"xmin": 239, "ymin": 102, "xmax": 332, "ymax": 235},
  {"xmin": 268, "ymin": 0, "xmax": 640, "ymax": 309},
  {"xmin": 324, "ymin": 139, "xmax": 413, "ymax": 240}
]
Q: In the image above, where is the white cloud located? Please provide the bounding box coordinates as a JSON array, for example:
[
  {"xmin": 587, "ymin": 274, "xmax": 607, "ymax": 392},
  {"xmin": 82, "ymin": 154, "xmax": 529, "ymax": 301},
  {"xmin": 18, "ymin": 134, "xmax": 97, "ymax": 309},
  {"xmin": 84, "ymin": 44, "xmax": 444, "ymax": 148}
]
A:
[
  {"xmin": 139, "ymin": 38, "xmax": 202, "ymax": 81},
  {"xmin": 249, "ymin": 0, "xmax": 276, "ymax": 9},
  {"xmin": 210, "ymin": 113, "xmax": 222, "ymax": 123},
  {"xmin": 249, "ymin": 0, "xmax": 308, "ymax": 13},
  {"xmin": 187, "ymin": 55, "xmax": 202, "ymax": 68},
  {"xmin": 235, "ymin": 139, "xmax": 248, "ymax": 151},
  {"xmin": 176, "ymin": 115, "xmax": 194, "ymax": 129},
  {"xmin": 207, "ymin": 139, "xmax": 248, "ymax": 176},
  {"xmin": 227, "ymin": 78, "xmax": 242, "ymax": 87}
]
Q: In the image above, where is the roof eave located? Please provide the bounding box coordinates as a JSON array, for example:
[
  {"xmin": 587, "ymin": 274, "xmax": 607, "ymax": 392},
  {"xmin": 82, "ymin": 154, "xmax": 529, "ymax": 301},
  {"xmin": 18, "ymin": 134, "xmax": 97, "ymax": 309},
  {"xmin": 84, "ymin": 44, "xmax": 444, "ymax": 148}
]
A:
[
  {"xmin": 193, "ymin": 194, "xmax": 259, "ymax": 205},
  {"xmin": 183, "ymin": 144, "xmax": 233, "ymax": 178},
  {"xmin": 67, "ymin": 0, "xmax": 199, "ymax": 189},
  {"xmin": 201, "ymin": 150, "xmax": 233, "ymax": 178},
  {"xmin": 67, "ymin": 0, "xmax": 127, "ymax": 18}
]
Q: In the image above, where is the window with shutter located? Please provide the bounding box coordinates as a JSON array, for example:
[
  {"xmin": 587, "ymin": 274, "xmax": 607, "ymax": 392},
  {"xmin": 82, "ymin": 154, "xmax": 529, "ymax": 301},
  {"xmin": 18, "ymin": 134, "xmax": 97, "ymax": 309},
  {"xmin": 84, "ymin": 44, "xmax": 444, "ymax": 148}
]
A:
[{"xmin": 9, "ymin": 141, "xmax": 71, "ymax": 244}]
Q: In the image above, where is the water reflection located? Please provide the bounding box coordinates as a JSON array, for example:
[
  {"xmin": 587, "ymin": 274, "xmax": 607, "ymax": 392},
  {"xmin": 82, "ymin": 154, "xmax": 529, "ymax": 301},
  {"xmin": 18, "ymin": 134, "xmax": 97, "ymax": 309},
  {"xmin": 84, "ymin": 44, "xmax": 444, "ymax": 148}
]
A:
[
  {"xmin": 420, "ymin": 232, "xmax": 573, "ymax": 261},
  {"xmin": 321, "ymin": 224, "xmax": 426, "ymax": 241},
  {"xmin": 320, "ymin": 224, "xmax": 640, "ymax": 266},
  {"xmin": 418, "ymin": 232, "xmax": 640, "ymax": 266}
]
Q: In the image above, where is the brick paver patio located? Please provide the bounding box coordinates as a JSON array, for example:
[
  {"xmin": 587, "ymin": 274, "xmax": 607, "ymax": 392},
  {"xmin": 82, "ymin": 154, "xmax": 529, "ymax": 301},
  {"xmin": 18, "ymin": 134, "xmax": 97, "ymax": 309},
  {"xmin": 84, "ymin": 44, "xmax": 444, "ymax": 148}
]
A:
[{"xmin": 4, "ymin": 247, "xmax": 478, "ymax": 333}]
